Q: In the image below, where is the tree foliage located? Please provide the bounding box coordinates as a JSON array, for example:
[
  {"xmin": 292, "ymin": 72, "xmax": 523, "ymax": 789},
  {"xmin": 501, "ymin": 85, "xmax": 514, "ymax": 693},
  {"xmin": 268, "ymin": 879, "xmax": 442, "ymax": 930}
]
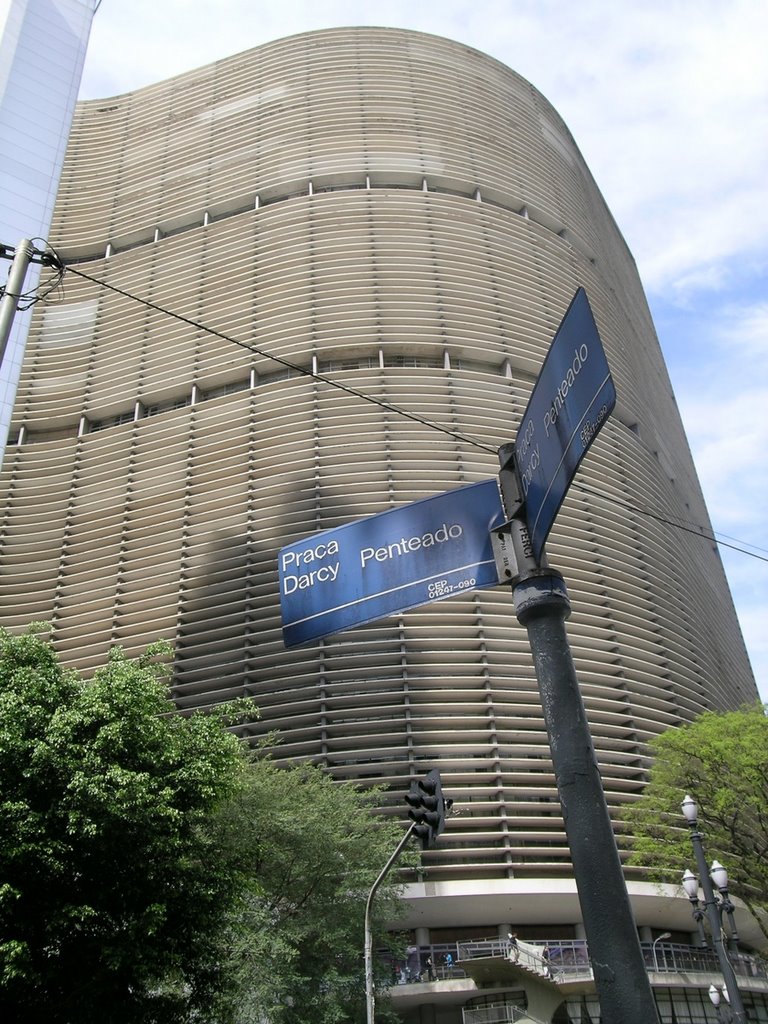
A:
[
  {"xmin": 218, "ymin": 758, "xmax": 411, "ymax": 1024},
  {"xmin": 0, "ymin": 627, "xmax": 410, "ymax": 1022},
  {"xmin": 0, "ymin": 627, "xmax": 247, "ymax": 1022},
  {"xmin": 622, "ymin": 704, "xmax": 768, "ymax": 944}
]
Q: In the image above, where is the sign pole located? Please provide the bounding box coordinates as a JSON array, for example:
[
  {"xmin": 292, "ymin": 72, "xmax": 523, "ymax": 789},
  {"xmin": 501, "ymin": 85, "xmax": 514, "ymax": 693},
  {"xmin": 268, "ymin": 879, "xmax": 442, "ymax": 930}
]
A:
[{"xmin": 498, "ymin": 444, "xmax": 660, "ymax": 1024}]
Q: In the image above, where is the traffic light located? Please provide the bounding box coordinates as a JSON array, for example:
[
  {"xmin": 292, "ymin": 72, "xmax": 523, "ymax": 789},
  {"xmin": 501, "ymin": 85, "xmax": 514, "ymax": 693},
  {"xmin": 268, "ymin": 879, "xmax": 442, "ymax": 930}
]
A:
[{"xmin": 405, "ymin": 769, "xmax": 451, "ymax": 849}]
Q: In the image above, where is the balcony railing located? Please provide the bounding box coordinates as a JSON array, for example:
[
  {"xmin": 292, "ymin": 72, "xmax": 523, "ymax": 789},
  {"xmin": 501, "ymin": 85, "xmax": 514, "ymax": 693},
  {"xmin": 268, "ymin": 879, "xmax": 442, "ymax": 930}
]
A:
[
  {"xmin": 642, "ymin": 942, "xmax": 768, "ymax": 982},
  {"xmin": 462, "ymin": 1004, "xmax": 542, "ymax": 1024},
  {"xmin": 386, "ymin": 939, "xmax": 768, "ymax": 988}
]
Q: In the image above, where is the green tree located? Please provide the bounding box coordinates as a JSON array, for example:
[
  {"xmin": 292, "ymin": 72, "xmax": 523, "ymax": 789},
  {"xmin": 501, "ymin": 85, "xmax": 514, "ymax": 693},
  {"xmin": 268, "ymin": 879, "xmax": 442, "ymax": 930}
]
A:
[
  {"xmin": 217, "ymin": 756, "xmax": 410, "ymax": 1024},
  {"xmin": 0, "ymin": 627, "xmax": 247, "ymax": 1023},
  {"xmin": 0, "ymin": 627, "xmax": 412, "ymax": 1023},
  {"xmin": 622, "ymin": 704, "xmax": 768, "ymax": 944}
]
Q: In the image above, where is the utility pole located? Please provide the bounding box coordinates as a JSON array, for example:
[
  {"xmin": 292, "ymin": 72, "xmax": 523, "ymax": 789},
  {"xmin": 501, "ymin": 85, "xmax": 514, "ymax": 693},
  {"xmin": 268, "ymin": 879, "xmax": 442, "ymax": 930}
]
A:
[
  {"xmin": 0, "ymin": 239, "xmax": 34, "ymax": 369},
  {"xmin": 497, "ymin": 442, "xmax": 661, "ymax": 1024},
  {"xmin": 365, "ymin": 770, "xmax": 450, "ymax": 1023}
]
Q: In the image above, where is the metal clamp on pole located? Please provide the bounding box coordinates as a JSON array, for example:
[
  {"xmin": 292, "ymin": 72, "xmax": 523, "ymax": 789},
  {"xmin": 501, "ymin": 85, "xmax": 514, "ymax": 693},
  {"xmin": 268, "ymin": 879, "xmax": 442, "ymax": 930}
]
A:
[
  {"xmin": 513, "ymin": 570, "xmax": 571, "ymax": 625},
  {"xmin": 497, "ymin": 441, "xmax": 540, "ymax": 579},
  {"xmin": 496, "ymin": 441, "xmax": 556, "ymax": 588}
]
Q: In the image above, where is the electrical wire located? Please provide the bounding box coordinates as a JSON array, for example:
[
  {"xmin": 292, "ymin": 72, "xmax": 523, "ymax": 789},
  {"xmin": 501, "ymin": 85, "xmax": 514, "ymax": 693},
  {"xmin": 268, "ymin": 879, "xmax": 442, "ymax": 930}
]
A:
[
  {"xmin": 40, "ymin": 257, "xmax": 767, "ymax": 568},
  {"xmin": 62, "ymin": 262, "xmax": 499, "ymax": 455},
  {"xmin": 572, "ymin": 483, "xmax": 768, "ymax": 565}
]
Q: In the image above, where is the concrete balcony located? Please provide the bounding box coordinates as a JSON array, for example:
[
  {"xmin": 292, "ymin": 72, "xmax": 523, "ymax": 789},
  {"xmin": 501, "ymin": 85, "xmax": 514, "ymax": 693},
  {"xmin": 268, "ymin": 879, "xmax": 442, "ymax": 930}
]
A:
[{"xmin": 387, "ymin": 938, "xmax": 768, "ymax": 1022}]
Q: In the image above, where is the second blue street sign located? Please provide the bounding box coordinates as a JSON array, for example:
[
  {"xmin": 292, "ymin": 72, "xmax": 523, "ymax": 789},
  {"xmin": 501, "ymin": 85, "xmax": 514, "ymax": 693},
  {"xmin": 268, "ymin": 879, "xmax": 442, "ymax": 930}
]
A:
[{"xmin": 515, "ymin": 287, "xmax": 616, "ymax": 562}]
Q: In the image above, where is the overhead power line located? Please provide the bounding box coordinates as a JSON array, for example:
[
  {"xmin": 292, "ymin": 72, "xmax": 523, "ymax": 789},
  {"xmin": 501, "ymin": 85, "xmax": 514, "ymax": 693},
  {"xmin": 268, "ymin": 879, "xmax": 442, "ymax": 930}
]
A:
[
  {"xmin": 32, "ymin": 255, "xmax": 765, "ymax": 569},
  {"xmin": 573, "ymin": 483, "xmax": 768, "ymax": 566},
  {"xmin": 63, "ymin": 262, "xmax": 499, "ymax": 455}
]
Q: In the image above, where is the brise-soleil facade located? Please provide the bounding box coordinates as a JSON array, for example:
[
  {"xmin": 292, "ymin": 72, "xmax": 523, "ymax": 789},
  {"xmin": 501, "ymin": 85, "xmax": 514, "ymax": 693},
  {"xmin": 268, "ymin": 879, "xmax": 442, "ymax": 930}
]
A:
[{"xmin": 0, "ymin": 27, "xmax": 763, "ymax": 1024}]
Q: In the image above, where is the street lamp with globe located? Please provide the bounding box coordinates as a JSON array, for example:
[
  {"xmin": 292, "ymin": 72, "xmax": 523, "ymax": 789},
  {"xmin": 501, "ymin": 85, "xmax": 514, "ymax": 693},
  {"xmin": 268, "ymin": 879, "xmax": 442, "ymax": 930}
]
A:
[
  {"xmin": 681, "ymin": 795, "xmax": 747, "ymax": 1024},
  {"xmin": 709, "ymin": 982, "xmax": 732, "ymax": 1022}
]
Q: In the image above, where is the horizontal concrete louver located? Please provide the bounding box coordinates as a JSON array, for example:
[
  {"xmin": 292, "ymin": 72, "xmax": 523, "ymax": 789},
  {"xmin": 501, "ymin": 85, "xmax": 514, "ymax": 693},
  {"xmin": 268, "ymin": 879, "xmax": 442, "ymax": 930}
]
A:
[{"xmin": 0, "ymin": 27, "xmax": 756, "ymax": 882}]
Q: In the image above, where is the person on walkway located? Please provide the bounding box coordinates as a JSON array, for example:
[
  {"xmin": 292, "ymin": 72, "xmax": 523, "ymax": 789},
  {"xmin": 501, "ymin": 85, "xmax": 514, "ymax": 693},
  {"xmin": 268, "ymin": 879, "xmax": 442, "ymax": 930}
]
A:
[{"xmin": 541, "ymin": 945, "xmax": 550, "ymax": 978}]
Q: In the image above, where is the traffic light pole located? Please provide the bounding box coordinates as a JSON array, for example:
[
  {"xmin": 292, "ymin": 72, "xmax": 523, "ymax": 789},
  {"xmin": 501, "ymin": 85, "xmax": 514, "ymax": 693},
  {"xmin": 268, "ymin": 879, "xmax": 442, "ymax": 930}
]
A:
[
  {"xmin": 497, "ymin": 444, "xmax": 661, "ymax": 1024},
  {"xmin": 365, "ymin": 821, "xmax": 417, "ymax": 1024}
]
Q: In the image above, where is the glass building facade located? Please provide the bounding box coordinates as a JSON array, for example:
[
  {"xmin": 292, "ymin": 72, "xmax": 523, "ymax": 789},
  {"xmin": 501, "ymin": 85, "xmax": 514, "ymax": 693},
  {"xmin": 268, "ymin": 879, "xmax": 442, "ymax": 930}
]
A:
[{"xmin": 0, "ymin": 0, "xmax": 100, "ymax": 456}]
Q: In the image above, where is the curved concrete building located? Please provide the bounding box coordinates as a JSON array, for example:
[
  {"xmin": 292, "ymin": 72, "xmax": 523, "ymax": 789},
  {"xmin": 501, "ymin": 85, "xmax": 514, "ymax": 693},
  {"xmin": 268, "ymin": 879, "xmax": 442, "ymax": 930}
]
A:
[{"xmin": 0, "ymin": 27, "xmax": 763, "ymax": 1023}]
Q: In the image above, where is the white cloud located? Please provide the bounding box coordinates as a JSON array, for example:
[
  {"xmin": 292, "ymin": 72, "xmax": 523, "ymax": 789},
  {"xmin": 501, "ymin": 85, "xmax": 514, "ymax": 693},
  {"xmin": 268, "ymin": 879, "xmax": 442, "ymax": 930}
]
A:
[{"xmin": 672, "ymin": 296, "xmax": 768, "ymax": 698}]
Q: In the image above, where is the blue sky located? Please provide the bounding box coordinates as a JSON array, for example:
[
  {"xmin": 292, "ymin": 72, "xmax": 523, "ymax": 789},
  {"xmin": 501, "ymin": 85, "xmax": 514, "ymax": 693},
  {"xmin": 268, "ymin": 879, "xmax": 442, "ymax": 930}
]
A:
[{"xmin": 78, "ymin": 0, "xmax": 768, "ymax": 700}]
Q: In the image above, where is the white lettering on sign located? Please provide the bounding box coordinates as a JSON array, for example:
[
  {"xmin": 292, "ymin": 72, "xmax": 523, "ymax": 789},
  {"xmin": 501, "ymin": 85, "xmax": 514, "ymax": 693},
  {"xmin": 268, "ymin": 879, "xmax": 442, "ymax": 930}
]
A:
[
  {"xmin": 519, "ymin": 445, "xmax": 540, "ymax": 497},
  {"xmin": 281, "ymin": 540, "xmax": 340, "ymax": 594},
  {"xmin": 543, "ymin": 344, "xmax": 589, "ymax": 438},
  {"xmin": 517, "ymin": 418, "xmax": 536, "ymax": 460},
  {"xmin": 360, "ymin": 523, "xmax": 463, "ymax": 569}
]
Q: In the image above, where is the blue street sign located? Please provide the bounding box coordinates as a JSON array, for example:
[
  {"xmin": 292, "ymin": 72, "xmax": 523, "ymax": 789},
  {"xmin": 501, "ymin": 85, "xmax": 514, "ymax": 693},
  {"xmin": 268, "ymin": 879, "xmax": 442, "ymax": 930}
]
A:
[
  {"xmin": 279, "ymin": 479, "xmax": 505, "ymax": 647},
  {"xmin": 515, "ymin": 288, "xmax": 616, "ymax": 562}
]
